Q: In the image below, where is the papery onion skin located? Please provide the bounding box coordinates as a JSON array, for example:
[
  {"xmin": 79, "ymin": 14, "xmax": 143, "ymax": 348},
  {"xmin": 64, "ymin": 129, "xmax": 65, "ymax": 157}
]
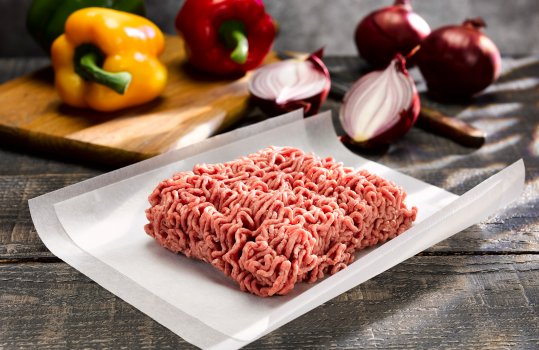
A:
[
  {"xmin": 340, "ymin": 55, "xmax": 420, "ymax": 147},
  {"xmin": 417, "ymin": 18, "xmax": 502, "ymax": 100},
  {"xmin": 249, "ymin": 49, "xmax": 331, "ymax": 117},
  {"xmin": 354, "ymin": 0, "xmax": 431, "ymax": 68}
]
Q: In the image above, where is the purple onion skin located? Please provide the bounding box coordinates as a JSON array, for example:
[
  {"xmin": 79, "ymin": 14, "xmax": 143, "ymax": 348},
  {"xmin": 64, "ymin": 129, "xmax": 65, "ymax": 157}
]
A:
[
  {"xmin": 417, "ymin": 18, "xmax": 502, "ymax": 101},
  {"xmin": 251, "ymin": 51, "xmax": 330, "ymax": 117},
  {"xmin": 252, "ymin": 91, "xmax": 326, "ymax": 117},
  {"xmin": 355, "ymin": 0, "xmax": 431, "ymax": 68}
]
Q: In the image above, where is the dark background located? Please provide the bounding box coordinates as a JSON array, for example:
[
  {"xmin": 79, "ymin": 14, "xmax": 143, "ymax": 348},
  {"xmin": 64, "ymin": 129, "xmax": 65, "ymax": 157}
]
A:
[{"xmin": 1, "ymin": 0, "xmax": 538, "ymax": 57}]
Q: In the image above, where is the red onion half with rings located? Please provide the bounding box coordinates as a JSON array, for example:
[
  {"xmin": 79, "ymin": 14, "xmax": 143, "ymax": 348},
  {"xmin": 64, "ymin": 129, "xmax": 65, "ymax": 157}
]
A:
[
  {"xmin": 355, "ymin": 0, "xmax": 431, "ymax": 68},
  {"xmin": 248, "ymin": 49, "xmax": 330, "ymax": 117},
  {"xmin": 340, "ymin": 55, "xmax": 420, "ymax": 146},
  {"xmin": 417, "ymin": 18, "xmax": 502, "ymax": 100}
]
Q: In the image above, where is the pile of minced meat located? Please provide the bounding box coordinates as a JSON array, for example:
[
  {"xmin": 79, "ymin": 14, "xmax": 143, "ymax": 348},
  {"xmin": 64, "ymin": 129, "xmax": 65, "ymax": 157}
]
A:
[{"xmin": 145, "ymin": 147, "xmax": 417, "ymax": 297}]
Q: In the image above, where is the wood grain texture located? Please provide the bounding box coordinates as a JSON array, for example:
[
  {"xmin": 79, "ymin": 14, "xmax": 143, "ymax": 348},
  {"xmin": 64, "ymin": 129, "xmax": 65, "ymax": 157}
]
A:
[
  {"xmin": 0, "ymin": 56, "xmax": 538, "ymax": 349},
  {"xmin": 0, "ymin": 57, "xmax": 538, "ymax": 259},
  {"xmin": 0, "ymin": 170, "xmax": 537, "ymax": 261},
  {"xmin": 0, "ymin": 174, "xmax": 98, "ymax": 260},
  {"xmin": 0, "ymin": 36, "xmax": 281, "ymax": 165},
  {"xmin": 1, "ymin": 256, "xmax": 538, "ymax": 349}
]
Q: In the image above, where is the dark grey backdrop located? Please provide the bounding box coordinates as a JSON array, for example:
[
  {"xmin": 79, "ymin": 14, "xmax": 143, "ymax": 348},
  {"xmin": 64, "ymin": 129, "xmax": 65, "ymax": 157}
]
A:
[{"xmin": 1, "ymin": 0, "xmax": 538, "ymax": 57}]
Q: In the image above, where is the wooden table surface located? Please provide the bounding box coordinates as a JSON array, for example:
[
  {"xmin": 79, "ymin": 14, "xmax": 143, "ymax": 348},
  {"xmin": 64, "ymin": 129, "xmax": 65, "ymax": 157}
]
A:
[{"xmin": 1, "ymin": 57, "xmax": 538, "ymax": 349}]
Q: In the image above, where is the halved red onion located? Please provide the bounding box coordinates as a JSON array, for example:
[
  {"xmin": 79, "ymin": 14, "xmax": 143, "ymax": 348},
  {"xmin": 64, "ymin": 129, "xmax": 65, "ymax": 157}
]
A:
[
  {"xmin": 340, "ymin": 55, "xmax": 420, "ymax": 146},
  {"xmin": 249, "ymin": 50, "xmax": 330, "ymax": 117}
]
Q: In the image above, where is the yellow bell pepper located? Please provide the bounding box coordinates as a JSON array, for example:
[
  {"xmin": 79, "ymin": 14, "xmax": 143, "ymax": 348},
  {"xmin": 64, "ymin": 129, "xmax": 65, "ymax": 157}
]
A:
[{"xmin": 51, "ymin": 8, "xmax": 167, "ymax": 112}]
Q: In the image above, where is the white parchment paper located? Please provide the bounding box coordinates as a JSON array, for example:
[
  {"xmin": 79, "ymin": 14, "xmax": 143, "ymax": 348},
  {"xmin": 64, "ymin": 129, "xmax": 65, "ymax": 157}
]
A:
[{"xmin": 29, "ymin": 109, "xmax": 525, "ymax": 350}]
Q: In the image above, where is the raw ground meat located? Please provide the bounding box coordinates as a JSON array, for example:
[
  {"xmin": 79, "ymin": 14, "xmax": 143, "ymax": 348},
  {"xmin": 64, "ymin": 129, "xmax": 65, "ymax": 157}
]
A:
[{"xmin": 144, "ymin": 146, "xmax": 417, "ymax": 297}]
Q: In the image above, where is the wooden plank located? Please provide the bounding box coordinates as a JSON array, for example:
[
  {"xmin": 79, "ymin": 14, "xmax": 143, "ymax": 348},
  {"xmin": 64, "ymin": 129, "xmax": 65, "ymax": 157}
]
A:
[
  {"xmin": 0, "ymin": 147, "xmax": 104, "ymax": 176},
  {"xmin": 0, "ymin": 174, "xmax": 97, "ymax": 260},
  {"xmin": 2, "ymin": 56, "xmax": 538, "ymax": 173},
  {"xmin": 0, "ymin": 37, "xmax": 281, "ymax": 165},
  {"xmin": 323, "ymin": 57, "xmax": 539, "ymax": 179},
  {"xmin": 0, "ymin": 170, "xmax": 537, "ymax": 261},
  {"xmin": 0, "ymin": 58, "xmax": 49, "ymax": 83},
  {"xmin": 1, "ymin": 256, "xmax": 537, "ymax": 349},
  {"xmin": 0, "ymin": 56, "xmax": 537, "ymax": 259}
]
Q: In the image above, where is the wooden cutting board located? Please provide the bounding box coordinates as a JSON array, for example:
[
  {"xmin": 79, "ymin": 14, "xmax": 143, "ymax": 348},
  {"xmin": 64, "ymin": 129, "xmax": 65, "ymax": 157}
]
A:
[{"xmin": 0, "ymin": 36, "xmax": 281, "ymax": 165}]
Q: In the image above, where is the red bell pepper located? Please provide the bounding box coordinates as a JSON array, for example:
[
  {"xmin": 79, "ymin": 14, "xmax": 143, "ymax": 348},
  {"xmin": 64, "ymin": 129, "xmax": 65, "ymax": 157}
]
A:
[{"xmin": 175, "ymin": 0, "xmax": 276, "ymax": 75}]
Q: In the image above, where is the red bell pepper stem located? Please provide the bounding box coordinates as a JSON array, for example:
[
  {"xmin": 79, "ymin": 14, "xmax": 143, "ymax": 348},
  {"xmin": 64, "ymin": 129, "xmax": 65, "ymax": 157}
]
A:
[
  {"xmin": 175, "ymin": 0, "xmax": 275, "ymax": 75},
  {"xmin": 218, "ymin": 20, "xmax": 248, "ymax": 64}
]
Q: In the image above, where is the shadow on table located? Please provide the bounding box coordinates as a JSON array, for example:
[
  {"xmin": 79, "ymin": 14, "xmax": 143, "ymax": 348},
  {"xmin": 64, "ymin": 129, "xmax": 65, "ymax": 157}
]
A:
[
  {"xmin": 339, "ymin": 56, "xmax": 538, "ymax": 234},
  {"xmin": 248, "ymin": 242, "xmax": 539, "ymax": 349},
  {"xmin": 246, "ymin": 56, "xmax": 539, "ymax": 349}
]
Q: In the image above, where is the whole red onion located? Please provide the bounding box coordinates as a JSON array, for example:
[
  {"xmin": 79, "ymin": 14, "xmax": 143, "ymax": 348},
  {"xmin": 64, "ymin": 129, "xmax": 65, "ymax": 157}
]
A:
[
  {"xmin": 417, "ymin": 18, "xmax": 502, "ymax": 100},
  {"xmin": 354, "ymin": 0, "xmax": 431, "ymax": 68}
]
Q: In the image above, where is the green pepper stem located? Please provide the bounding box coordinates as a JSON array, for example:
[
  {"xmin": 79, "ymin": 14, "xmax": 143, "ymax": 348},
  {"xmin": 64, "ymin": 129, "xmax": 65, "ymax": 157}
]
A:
[
  {"xmin": 78, "ymin": 52, "xmax": 132, "ymax": 95},
  {"xmin": 218, "ymin": 20, "xmax": 249, "ymax": 65}
]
